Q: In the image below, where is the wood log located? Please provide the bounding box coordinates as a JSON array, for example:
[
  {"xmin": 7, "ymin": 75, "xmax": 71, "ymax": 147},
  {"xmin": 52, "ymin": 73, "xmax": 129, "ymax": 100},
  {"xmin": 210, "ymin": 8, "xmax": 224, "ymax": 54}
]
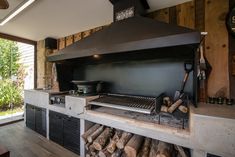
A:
[
  {"xmin": 167, "ymin": 99, "xmax": 183, "ymax": 113},
  {"xmin": 178, "ymin": 105, "xmax": 188, "ymax": 113},
  {"xmin": 86, "ymin": 154, "xmax": 91, "ymax": 157},
  {"xmin": 85, "ymin": 142, "xmax": 91, "ymax": 151},
  {"xmin": 107, "ymin": 130, "xmax": 123, "ymax": 153},
  {"xmin": 93, "ymin": 127, "xmax": 113, "ymax": 151},
  {"xmin": 87, "ymin": 125, "xmax": 104, "ymax": 143},
  {"xmin": 149, "ymin": 139, "xmax": 159, "ymax": 157},
  {"xmin": 89, "ymin": 144, "xmax": 96, "ymax": 154},
  {"xmin": 124, "ymin": 134, "xmax": 144, "ymax": 157},
  {"xmin": 137, "ymin": 137, "xmax": 151, "ymax": 157},
  {"xmin": 160, "ymin": 105, "xmax": 168, "ymax": 112},
  {"xmin": 163, "ymin": 97, "xmax": 172, "ymax": 107},
  {"xmin": 121, "ymin": 152, "xmax": 127, "ymax": 157},
  {"xmin": 174, "ymin": 145, "xmax": 188, "ymax": 157},
  {"xmin": 98, "ymin": 148, "xmax": 111, "ymax": 157},
  {"xmin": 111, "ymin": 149, "xmax": 123, "ymax": 157},
  {"xmin": 82, "ymin": 124, "xmax": 101, "ymax": 143},
  {"xmin": 91, "ymin": 150, "xmax": 97, "ymax": 156},
  {"xmin": 156, "ymin": 141, "xmax": 173, "ymax": 157},
  {"xmin": 116, "ymin": 132, "xmax": 133, "ymax": 149}
]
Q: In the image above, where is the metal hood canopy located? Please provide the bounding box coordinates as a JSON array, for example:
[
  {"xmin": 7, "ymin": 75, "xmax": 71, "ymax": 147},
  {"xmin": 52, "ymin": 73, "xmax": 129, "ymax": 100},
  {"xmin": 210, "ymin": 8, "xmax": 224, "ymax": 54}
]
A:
[{"xmin": 47, "ymin": 0, "xmax": 200, "ymax": 62}]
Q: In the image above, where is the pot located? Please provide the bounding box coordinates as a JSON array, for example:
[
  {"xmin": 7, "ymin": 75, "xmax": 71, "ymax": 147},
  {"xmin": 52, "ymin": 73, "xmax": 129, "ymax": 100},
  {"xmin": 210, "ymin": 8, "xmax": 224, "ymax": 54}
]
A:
[{"xmin": 71, "ymin": 80, "xmax": 101, "ymax": 94}]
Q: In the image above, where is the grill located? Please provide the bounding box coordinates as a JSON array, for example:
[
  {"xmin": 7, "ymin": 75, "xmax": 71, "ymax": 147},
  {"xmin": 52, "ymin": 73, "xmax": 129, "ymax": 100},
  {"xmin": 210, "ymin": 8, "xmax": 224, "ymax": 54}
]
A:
[{"xmin": 88, "ymin": 93, "xmax": 159, "ymax": 114}]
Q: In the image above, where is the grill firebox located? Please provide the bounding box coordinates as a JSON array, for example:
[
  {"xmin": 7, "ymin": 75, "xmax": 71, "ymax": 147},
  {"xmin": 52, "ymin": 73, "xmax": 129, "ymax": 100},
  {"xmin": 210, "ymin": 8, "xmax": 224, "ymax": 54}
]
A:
[{"xmin": 89, "ymin": 93, "xmax": 161, "ymax": 114}]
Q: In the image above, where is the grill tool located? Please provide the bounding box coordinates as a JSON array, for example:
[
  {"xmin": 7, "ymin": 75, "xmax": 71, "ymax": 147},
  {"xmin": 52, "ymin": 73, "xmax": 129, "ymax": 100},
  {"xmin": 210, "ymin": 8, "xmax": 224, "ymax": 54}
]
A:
[{"xmin": 174, "ymin": 62, "xmax": 193, "ymax": 101}]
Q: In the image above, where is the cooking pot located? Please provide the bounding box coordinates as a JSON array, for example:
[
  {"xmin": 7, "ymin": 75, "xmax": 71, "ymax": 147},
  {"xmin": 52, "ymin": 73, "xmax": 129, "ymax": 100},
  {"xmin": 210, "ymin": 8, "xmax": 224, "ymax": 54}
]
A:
[{"xmin": 71, "ymin": 80, "xmax": 102, "ymax": 94}]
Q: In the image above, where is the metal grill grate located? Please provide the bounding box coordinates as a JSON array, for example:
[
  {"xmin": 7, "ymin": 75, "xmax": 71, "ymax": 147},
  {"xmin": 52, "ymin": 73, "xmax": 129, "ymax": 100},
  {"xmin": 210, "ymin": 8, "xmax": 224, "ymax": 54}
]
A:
[{"xmin": 89, "ymin": 93, "xmax": 156, "ymax": 114}]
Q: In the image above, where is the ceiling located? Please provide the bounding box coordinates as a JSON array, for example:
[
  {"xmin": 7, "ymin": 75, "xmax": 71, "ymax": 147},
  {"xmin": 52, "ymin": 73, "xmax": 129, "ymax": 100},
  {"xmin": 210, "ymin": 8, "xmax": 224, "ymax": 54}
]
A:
[
  {"xmin": 0, "ymin": 0, "xmax": 24, "ymax": 19},
  {"xmin": 0, "ymin": 0, "xmax": 191, "ymax": 41}
]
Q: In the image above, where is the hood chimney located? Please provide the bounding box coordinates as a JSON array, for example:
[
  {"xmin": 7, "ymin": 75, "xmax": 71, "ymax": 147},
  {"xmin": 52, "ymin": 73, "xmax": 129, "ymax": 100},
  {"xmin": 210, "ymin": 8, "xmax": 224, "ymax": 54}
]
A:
[{"xmin": 110, "ymin": 0, "xmax": 150, "ymax": 22}]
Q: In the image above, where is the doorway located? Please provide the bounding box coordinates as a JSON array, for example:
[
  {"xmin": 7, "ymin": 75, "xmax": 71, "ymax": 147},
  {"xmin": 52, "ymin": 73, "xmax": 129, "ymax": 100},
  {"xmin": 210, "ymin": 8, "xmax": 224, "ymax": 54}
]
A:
[{"xmin": 0, "ymin": 37, "xmax": 36, "ymax": 124}]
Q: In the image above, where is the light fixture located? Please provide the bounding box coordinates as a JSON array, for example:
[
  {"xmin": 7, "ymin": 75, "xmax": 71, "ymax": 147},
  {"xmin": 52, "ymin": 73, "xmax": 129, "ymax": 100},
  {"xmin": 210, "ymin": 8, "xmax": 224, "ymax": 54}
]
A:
[
  {"xmin": 0, "ymin": 0, "xmax": 35, "ymax": 26},
  {"xmin": 93, "ymin": 54, "xmax": 100, "ymax": 59}
]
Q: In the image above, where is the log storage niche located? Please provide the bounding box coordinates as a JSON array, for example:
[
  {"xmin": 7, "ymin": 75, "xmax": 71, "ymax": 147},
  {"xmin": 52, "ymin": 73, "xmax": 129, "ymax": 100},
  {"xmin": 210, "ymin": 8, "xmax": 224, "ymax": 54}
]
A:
[{"xmin": 82, "ymin": 123, "xmax": 190, "ymax": 157}]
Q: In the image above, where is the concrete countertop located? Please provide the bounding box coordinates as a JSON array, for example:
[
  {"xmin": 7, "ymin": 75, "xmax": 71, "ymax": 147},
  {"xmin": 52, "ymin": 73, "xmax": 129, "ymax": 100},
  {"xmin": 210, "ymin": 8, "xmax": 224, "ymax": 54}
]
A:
[
  {"xmin": 191, "ymin": 103, "xmax": 235, "ymax": 119},
  {"xmin": 26, "ymin": 89, "xmax": 63, "ymax": 94}
]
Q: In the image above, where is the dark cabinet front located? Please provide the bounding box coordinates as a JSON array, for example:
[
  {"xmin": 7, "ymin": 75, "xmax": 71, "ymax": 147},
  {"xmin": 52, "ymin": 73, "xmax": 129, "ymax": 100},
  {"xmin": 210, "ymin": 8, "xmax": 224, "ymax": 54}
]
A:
[
  {"xmin": 35, "ymin": 107, "xmax": 46, "ymax": 137},
  {"xmin": 63, "ymin": 117, "xmax": 80, "ymax": 154},
  {"xmin": 49, "ymin": 111, "xmax": 80, "ymax": 155},
  {"xmin": 26, "ymin": 104, "xmax": 35, "ymax": 130},
  {"xmin": 49, "ymin": 111, "xmax": 64, "ymax": 145},
  {"xmin": 26, "ymin": 104, "xmax": 47, "ymax": 137}
]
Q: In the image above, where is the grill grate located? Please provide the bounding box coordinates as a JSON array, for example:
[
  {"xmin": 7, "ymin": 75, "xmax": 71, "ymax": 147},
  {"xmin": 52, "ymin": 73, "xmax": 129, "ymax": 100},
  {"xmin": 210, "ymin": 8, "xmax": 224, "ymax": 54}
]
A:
[{"xmin": 89, "ymin": 93, "xmax": 157, "ymax": 114}]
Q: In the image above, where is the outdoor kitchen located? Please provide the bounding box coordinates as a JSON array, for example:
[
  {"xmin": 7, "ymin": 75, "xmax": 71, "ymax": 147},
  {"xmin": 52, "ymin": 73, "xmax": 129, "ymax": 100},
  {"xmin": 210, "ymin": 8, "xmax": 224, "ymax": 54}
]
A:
[
  {"xmin": 23, "ymin": 0, "xmax": 235, "ymax": 157},
  {"xmin": 0, "ymin": 0, "xmax": 234, "ymax": 157}
]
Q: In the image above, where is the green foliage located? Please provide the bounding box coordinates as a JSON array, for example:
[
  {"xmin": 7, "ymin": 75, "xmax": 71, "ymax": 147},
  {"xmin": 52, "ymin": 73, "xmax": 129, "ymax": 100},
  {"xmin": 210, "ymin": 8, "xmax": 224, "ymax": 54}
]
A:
[
  {"xmin": 0, "ymin": 79, "xmax": 23, "ymax": 110},
  {"xmin": 0, "ymin": 39, "xmax": 20, "ymax": 79},
  {"xmin": 0, "ymin": 39, "xmax": 24, "ymax": 110}
]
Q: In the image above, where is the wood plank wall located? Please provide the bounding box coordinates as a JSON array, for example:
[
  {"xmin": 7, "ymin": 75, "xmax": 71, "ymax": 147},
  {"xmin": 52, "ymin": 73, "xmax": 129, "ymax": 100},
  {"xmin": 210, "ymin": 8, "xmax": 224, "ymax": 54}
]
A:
[
  {"xmin": 229, "ymin": 0, "xmax": 235, "ymax": 99},
  {"xmin": 205, "ymin": 0, "xmax": 229, "ymax": 97},
  {"xmin": 48, "ymin": 0, "xmax": 231, "ymax": 99},
  {"xmin": 57, "ymin": 26, "xmax": 104, "ymax": 50}
]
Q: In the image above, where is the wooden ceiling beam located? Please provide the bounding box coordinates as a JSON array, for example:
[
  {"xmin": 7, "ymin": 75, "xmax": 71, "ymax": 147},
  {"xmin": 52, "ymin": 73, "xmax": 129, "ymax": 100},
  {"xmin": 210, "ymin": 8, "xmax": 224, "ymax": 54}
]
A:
[{"xmin": 0, "ymin": 32, "xmax": 36, "ymax": 45}]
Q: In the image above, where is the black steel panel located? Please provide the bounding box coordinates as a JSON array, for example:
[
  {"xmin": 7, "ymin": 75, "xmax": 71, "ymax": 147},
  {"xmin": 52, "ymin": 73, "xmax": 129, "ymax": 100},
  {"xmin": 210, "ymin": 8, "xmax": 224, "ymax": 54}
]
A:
[
  {"xmin": 56, "ymin": 64, "xmax": 74, "ymax": 91},
  {"xmin": 73, "ymin": 59, "xmax": 194, "ymax": 98}
]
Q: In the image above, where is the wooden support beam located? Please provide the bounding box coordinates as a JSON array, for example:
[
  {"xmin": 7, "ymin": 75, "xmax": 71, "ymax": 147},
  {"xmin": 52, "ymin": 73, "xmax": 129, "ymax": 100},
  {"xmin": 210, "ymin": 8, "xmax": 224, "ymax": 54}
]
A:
[{"xmin": 205, "ymin": 0, "xmax": 229, "ymax": 97}]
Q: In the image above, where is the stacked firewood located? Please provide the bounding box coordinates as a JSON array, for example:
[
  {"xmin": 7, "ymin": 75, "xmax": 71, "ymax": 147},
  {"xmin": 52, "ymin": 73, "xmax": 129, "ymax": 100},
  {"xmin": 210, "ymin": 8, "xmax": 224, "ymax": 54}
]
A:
[
  {"xmin": 82, "ymin": 124, "xmax": 189, "ymax": 157},
  {"xmin": 160, "ymin": 96, "xmax": 188, "ymax": 114}
]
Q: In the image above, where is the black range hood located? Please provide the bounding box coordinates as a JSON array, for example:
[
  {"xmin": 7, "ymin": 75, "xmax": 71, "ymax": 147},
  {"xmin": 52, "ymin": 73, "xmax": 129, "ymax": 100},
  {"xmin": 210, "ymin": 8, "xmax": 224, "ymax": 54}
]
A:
[{"xmin": 47, "ymin": 0, "xmax": 200, "ymax": 62}]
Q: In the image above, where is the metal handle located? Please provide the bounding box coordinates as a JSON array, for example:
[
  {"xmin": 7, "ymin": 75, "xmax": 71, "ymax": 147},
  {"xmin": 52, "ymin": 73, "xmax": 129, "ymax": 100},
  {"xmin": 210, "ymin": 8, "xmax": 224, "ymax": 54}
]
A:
[{"xmin": 184, "ymin": 62, "xmax": 193, "ymax": 73}]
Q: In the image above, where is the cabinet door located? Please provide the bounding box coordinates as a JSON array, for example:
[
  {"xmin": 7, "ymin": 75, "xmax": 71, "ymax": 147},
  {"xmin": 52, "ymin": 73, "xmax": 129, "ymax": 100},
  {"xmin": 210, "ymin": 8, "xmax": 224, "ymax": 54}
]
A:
[
  {"xmin": 49, "ymin": 111, "xmax": 64, "ymax": 145},
  {"xmin": 26, "ymin": 104, "xmax": 35, "ymax": 130},
  {"xmin": 63, "ymin": 116, "xmax": 80, "ymax": 155},
  {"xmin": 35, "ymin": 107, "xmax": 46, "ymax": 137}
]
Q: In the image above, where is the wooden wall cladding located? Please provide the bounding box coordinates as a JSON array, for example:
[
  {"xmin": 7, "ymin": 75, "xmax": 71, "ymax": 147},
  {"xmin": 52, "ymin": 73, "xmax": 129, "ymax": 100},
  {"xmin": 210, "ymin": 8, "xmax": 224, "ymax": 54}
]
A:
[
  {"xmin": 147, "ymin": 1, "xmax": 195, "ymax": 28},
  {"xmin": 205, "ymin": 0, "xmax": 229, "ymax": 97},
  {"xmin": 66, "ymin": 35, "xmax": 74, "ymax": 47},
  {"xmin": 176, "ymin": 1, "xmax": 195, "ymax": 29},
  {"xmin": 232, "ymin": 55, "xmax": 235, "ymax": 76},
  {"xmin": 82, "ymin": 30, "xmax": 92, "ymax": 38},
  {"xmin": 58, "ymin": 38, "xmax": 65, "ymax": 50},
  {"xmin": 195, "ymin": 0, "xmax": 205, "ymax": 31},
  {"xmin": 229, "ymin": 0, "xmax": 235, "ymax": 99},
  {"xmin": 74, "ymin": 33, "xmax": 82, "ymax": 42},
  {"xmin": 57, "ymin": 26, "xmax": 104, "ymax": 51},
  {"xmin": 92, "ymin": 26, "xmax": 103, "ymax": 33},
  {"xmin": 148, "ymin": 8, "xmax": 169, "ymax": 23},
  {"xmin": 169, "ymin": 7, "xmax": 177, "ymax": 24}
]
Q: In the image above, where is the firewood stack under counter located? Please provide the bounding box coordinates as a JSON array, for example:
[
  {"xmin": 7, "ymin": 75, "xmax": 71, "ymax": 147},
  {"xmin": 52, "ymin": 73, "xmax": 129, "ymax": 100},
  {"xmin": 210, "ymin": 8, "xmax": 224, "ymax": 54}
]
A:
[{"xmin": 82, "ymin": 124, "xmax": 190, "ymax": 157}]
